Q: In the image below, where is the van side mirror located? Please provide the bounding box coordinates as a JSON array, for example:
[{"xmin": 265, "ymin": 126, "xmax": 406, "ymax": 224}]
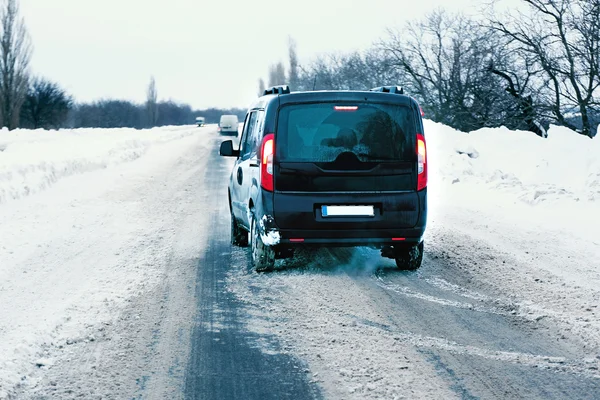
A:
[{"xmin": 220, "ymin": 140, "xmax": 239, "ymax": 157}]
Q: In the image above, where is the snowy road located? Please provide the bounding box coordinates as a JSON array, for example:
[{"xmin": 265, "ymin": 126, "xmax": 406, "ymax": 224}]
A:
[{"xmin": 1, "ymin": 125, "xmax": 599, "ymax": 399}]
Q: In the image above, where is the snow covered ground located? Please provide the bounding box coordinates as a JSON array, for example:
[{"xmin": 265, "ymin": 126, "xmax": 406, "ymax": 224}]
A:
[
  {"xmin": 0, "ymin": 125, "xmax": 216, "ymax": 398},
  {"xmin": 0, "ymin": 121, "xmax": 598, "ymax": 398},
  {"xmin": 0, "ymin": 125, "xmax": 215, "ymax": 204},
  {"xmin": 424, "ymin": 120, "xmax": 600, "ymax": 364},
  {"xmin": 426, "ymin": 119, "xmax": 600, "ymax": 298},
  {"xmin": 426, "ymin": 120, "xmax": 600, "ymax": 204}
]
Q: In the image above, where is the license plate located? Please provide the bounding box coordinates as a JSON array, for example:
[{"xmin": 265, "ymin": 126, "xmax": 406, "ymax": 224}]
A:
[{"xmin": 321, "ymin": 205, "xmax": 375, "ymax": 217}]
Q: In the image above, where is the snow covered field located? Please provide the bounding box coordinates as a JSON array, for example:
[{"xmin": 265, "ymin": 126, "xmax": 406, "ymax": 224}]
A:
[{"xmin": 0, "ymin": 121, "xmax": 598, "ymax": 398}]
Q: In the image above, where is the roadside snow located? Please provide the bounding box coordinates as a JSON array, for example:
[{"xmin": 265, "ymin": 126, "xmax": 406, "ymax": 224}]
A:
[
  {"xmin": 0, "ymin": 125, "xmax": 200, "ymax": 204},
  {"xmin": 425, "ymin": 120, "xmax": 600, "ymax": 204},
  {"xmin": 424, "ymin": 120, "xmax": 600, "ymax": 275},
  {"xmin": 425, "ymin": 120, "xmax": 600, "ymax": 352},
  {"xmin": 0, "ymin": 125, "xmax": 211, "ymax": 399}
]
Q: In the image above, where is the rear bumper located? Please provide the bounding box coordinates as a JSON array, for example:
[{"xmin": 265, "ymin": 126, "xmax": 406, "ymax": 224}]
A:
[
  {"xmin": 277, "ymin": 228, "xmax": 425, "ymax": 247},
  {"xmin": 256, "ymin": 189, "xmax": 427, "ymax": 248}
]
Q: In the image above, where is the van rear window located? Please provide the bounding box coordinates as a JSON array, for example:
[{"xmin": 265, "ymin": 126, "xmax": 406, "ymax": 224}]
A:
[{"xmin": 276, "ymin": 103, "xmax": 416, "ymax": 162}]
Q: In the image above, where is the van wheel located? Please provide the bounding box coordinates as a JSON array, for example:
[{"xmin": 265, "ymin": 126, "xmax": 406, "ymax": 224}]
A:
[
  {"xmin": 251, "ymin": 215, "xmax": 275, "ymax": 272},
  {"xmin": 231, "ymin": 212, "xmax": 248, "ymax": 247},
  {"xmin": 395, "ymin": 242, "xmax": 424, "ymax": 271}
]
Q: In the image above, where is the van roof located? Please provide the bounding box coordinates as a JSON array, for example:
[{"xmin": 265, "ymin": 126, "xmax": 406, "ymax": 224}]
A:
[{"xmin": 249, "ymin": 90, "xmax": 418, "ymax": 111}]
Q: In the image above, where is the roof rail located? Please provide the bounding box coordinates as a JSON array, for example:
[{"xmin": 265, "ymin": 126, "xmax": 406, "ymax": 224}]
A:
[
  {"xmin": 370, "ymin": 86, "xmax": 404, "ymax": 95},
  {"xmin": 263, "ymin": 85, "xmax": 291, "ymax": 96}
]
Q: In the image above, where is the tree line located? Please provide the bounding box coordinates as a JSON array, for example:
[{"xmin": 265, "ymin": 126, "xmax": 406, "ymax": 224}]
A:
[
  {"xmin": 67, "ymin": 98, "xmax": 245, "ymax": 129},
  {"xmin": 261, "ymin": 0, "xmax": 599, "ymax": 138},
  {"xmin": 0, "ymin": 0, "xmax": 244, "ymax": 131},
  {"xmin": 19, "ymin": 77, "xmax": 244, "ymax": 130}
]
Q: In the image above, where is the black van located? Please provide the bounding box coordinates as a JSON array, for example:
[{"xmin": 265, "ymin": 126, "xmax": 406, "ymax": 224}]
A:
[{"xmin": 220, "ymin": 85, "xmax": 428, "ymax": 272}]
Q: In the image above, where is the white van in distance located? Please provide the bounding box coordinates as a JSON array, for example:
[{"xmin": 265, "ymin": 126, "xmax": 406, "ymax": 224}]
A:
[{"xmin": 218, "ymin": 115, "xmax": 239, "ymax": 135}]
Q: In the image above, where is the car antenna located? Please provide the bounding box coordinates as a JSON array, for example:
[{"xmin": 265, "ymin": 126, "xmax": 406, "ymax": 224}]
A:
[{"xmin": 312, "ymin": 75, "xmax": 317, "ymax": 91}]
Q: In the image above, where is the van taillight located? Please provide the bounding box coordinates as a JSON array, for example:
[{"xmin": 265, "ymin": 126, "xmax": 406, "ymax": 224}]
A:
[
  {"xmin": 261, "ymin": 133, "xmax": 275, "ymax": 192},
  {"xmin": 417, "ymin": 133, "xmax": 427, "ymax": 191}
]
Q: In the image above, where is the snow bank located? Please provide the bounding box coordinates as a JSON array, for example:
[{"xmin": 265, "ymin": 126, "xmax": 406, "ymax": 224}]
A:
[
  {"xmin": 425, "ymin": 120, "xmax": 600, "ymax": 205},
  {"xmin": 0, "ymin": 125, "xmax": 203, "ymax": 204},
  {"xmin": 422, "ymin": 121, "xmax": 600, "ymax": 357}
]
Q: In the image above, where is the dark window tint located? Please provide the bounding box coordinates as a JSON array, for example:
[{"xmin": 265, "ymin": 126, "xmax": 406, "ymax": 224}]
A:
[
  {"xmin": 240, "ymin": 111, "xmax": 258, "ymax": 158},
  {"xmin": 237, "ymin": 113, "xmax": 250, "ymax": 152},
  {"xmin": 277, "ymin": 103, "xmax": 416, "ymax": 162}
]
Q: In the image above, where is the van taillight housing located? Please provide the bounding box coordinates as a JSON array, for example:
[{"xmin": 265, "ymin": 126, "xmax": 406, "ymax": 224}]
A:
[
  {"xmin": 416, "ymin": 133, "xmax": 427, "ymax": 191},
  {"xmin": 261, "ymin": 133, "xmax": 275, "ymax": 192}
]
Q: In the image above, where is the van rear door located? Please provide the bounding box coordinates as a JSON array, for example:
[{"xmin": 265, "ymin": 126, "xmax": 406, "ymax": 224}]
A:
[{"xmin": 273, "ymin": 102, "xmax": 421, "ymax": 230}]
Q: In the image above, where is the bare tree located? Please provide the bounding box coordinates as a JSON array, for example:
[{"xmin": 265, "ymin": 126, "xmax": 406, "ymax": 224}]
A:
[
  {"xmin": 288, "ymin": 36, "xmax": 299, "ymax": 90},
  {"xmin": 294, "ymin": 49, "xmax": 404, "ymax": 92},
  {"xmin": 258, "ymin": 77, "xmax": 265, "ymax": 96},
  {"xmin": 145, "ymin": 75, "xmax": 158, "ymax": 127},
  {"xmin": 487, "ymin": 58, "xmax": 547, "ymax": 137},
  {"xmin": 20, "ymin": 77, "xmax": 73, "ymax": 129},
  {"xmin": 0, "ymin": 0, "xmax": 31, "ymax": 130},
  {"xmin": 267, "ymin": 62, "xmax": 286, "ymax": 86},
  {"xmin": 275, "ymin": 62, "xmax": 286, "ymax": 86},
  {"xmin": 491, "ymin": 0, "xmax": 600, "ymax": 137},
  {"xmin": 382, "ymin": 9, "xmax": 521, "ymax": 131},
  {"xmin": 377, "ymin": 7, "xmax": 558, "ymax": 134}
]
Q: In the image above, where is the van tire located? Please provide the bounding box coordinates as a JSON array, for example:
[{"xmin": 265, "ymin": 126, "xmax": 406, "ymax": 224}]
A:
[
  {"xmin": 231, "ymin": 212, "xmax": 248, "ymax": 247},
  {"xmin": 251, "ymin": 215, "xmax": 275, "ymax": 272},
  {"xmin": 395, "ymin": 242, "xmax": 424, "ymax": 271}
]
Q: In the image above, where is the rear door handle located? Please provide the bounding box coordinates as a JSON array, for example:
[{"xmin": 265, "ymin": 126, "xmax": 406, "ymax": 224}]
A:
[{"xmin": 249, "ymin": 158, "xmax": 259, "ymax": 167}]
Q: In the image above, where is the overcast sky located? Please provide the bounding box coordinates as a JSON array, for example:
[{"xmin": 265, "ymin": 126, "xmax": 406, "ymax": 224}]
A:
[{"xmin": 20, "ymin": 0, "xmax": 513, "ymax": 110}]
